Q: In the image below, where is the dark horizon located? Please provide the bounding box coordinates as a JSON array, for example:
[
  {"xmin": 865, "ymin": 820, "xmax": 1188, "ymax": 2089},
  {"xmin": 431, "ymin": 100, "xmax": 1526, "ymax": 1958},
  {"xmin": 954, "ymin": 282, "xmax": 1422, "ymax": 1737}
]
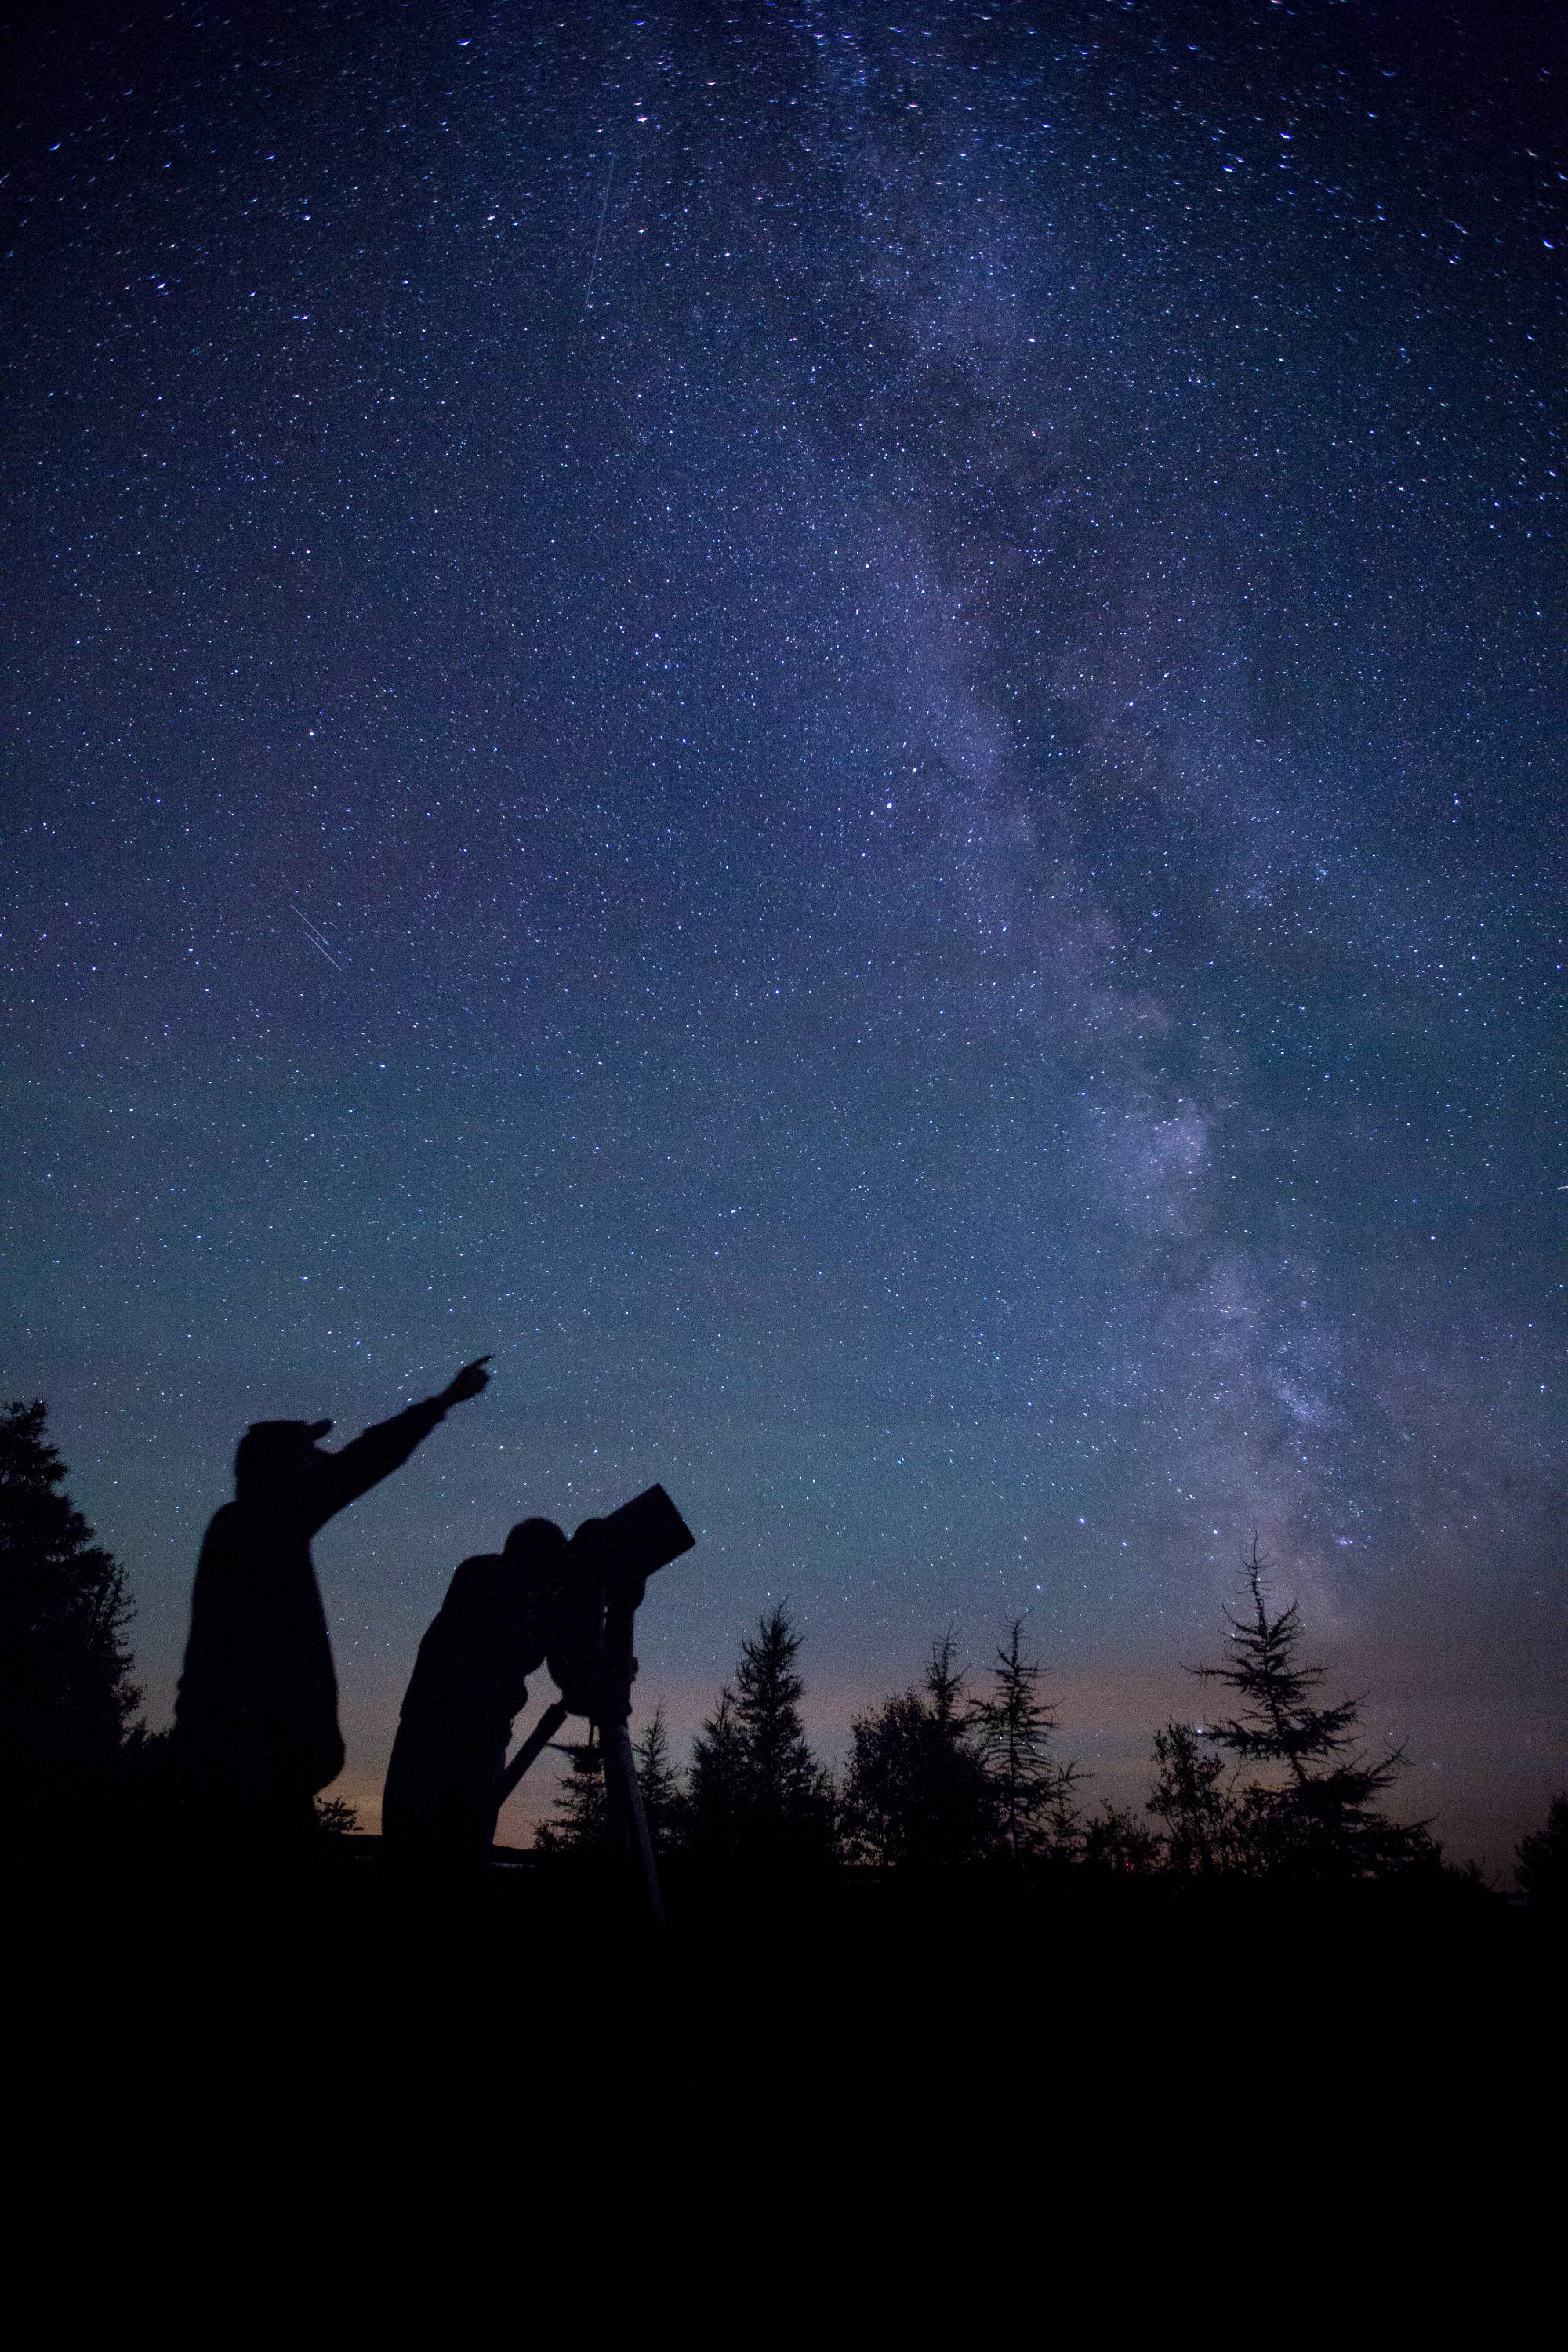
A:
[{"xmin": 4, "ymin": 2, "xmax": 1562, "ymax": 1879}]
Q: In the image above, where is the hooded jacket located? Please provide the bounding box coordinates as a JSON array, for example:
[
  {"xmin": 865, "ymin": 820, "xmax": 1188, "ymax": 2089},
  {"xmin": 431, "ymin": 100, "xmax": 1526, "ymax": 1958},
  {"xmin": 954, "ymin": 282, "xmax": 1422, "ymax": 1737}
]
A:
[{"xmin": 172, "ymin": 1396, "xmax": 449, "ymax": 1813}]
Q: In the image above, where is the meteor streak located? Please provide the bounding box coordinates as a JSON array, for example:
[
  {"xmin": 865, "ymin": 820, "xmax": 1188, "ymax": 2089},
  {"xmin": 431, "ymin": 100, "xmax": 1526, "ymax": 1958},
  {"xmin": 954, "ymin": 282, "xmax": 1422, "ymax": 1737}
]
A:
[{"xmin": 290, "ymin": 902, "xmax": 346, "ymax": 972}]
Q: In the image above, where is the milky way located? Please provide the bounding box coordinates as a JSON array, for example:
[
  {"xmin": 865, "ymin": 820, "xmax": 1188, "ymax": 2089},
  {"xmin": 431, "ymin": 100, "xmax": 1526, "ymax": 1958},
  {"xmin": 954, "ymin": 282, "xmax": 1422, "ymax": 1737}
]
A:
[{"xmin": 4, "ymin": 3, "xmax": 1561, "ymax": 1861}]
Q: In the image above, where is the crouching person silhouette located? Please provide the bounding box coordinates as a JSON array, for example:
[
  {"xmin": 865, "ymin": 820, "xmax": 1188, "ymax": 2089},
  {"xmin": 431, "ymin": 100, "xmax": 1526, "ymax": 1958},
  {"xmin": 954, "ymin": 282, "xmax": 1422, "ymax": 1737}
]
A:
[
  {"xmin": 170, "ymin": 1356, "xmax": 492, "ymax": 1860},
  {"xmin": 381, "ymin": 1518, "xmax": 602, "ymax": 1870}
]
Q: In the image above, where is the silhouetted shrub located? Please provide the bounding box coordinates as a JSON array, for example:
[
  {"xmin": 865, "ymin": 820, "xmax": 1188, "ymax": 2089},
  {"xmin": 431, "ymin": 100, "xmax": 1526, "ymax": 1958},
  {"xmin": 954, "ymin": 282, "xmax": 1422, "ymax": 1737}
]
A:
[
  {"xmin": 842, "ymin": 1633, "xmax": 994, "ymax": 1868},
  {"xmin": 314, "ymin": 1795, "xmax": 362, "ymax": 1836},
  {"xmin": 1147, "ymin": 1719, "xmax": 1241, "ymax": 1874},
  {"xmin": 1080, "ymin": 1802, "xmax": 1162, "ymax": 1877}
]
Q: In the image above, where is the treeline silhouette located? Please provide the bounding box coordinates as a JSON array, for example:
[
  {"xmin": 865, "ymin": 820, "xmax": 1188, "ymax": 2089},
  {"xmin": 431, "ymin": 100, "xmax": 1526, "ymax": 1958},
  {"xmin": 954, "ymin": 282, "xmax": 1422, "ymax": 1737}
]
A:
[
  {"xmin": 528, "ymin": 1578, "xmax": 1488, "ymax": 1894},
  {"xmin": 3, "ymin": 1397, "xmax": 1563, "ymax": 1915}
]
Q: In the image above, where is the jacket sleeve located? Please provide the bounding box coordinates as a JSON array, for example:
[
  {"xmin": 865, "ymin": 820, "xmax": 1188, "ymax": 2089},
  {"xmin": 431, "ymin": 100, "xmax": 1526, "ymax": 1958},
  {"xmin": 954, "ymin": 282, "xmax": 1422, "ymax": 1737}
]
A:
[{"xmin": 310, "ymin": 1396, "xmax": 450, "ymax": 1528}]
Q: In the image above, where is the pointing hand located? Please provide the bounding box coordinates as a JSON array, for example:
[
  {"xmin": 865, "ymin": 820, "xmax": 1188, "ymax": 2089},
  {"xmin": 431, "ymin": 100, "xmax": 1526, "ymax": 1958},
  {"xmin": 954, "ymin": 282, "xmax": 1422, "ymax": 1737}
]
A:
[{"xmin": 442, "ymin": 1355, "xmax": 493, "ymax": 1406}]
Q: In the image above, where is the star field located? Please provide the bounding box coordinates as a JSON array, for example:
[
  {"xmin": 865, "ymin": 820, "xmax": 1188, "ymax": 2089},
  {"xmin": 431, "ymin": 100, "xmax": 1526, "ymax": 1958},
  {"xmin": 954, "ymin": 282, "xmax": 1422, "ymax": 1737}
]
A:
[{"xmin": 3, "ymin": 2, "xmax": 1561, "ymax": 1862}]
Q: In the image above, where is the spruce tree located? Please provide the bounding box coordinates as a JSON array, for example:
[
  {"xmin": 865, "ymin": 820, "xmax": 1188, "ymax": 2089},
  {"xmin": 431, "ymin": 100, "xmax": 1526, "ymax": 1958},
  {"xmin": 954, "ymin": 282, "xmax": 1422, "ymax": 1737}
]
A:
[
  {"xmin": 688, "ymin": 1608, "xmax": 835, "ymax": 1871},
  {"xmin": 0, "ymin": 1399, "xmax": 140, "ymax": 1844},
  {"xmin": 534, "ymin": 1732, "xmax": 611, "ymax": 1853},
  {"xmin": 535, "ymin": 1708, "xmax": 685, "ymax": 1860},
  {"xmin": 924, "ymin": 1630, "xmax": 967, "ymax": 1731},
  {"xmin": 688, "ymin": 1684, "xmax": 746, "ymax": 1866},
  {"xmin": 631, "ymin": 1703, "xmax": 688, "ymax": 1857},
  {"xmin": 731, "ymin": 1604, "xmax": 836, "ymax": 1867},
  {"xmin": 1515, "ymin": 1793, "xmax": 1568, "ymax": 1913},
  {"xmin": 968, "ymin": 1617, "xmax": 1081, "ymax": 1862},
  {"xmin": 1190, "ymin": 1541, "xmax": 1436, "ymax": 1880},
  {"xmin": 842, "ymin": 1633, "xmax": 995, "ymax": 1868}
]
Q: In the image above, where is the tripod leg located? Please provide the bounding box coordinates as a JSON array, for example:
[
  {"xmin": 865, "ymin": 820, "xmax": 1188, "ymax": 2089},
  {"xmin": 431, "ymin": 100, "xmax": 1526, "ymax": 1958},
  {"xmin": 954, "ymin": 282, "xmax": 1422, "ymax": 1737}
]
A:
[
  {"xmin": 601, "ymin": 1721, "xmax": 666, "ymax": 1932},
  {"xmin": 495, "ymin": 1697, "xmax": 569, "ymax": 1808}
]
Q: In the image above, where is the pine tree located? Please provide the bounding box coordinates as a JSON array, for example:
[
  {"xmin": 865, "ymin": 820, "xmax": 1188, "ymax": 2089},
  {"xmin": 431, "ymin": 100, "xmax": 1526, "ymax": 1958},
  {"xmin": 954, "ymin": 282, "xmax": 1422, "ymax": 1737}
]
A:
[
  {"xmin": 535, "ymin": 1708, "xmax": 686, "ymax": 1860},
  {"xmin": 631, "ymin": 1703, "xmax": 688, "ymax": 1857},
  {"xmin": 1190, "ymin": 1541, "xmax": 1436, "ymax": 1881},
  {"xmin": 688, "ymin": 1684, "xmax": 746, "ymax": 1865},
  {"xmin": 1147, "ymin": 1719, "xmax": 1237, "ymax": 1874},
  {"xmin": 534, "ymin": 1732, "xmax": 611, "ymax": 1853},
  {"xmin": 731, "ymin": 1604, "xmax": 837, "ymax": 1867},
  {"xmin": 688, "ymin": 1608, "xmax": 836, "ymax": 1871},
  {"xmin": 968, "ymin": 1617, "xmax": 1081, "ymax": 1862},
  {"xmin": 842, "ymin": 1632, "xmax": 995, "ymax": 1868},
  {"xmin": 924, "ymin": 1630, "xmax": 967, "ymax": 1732},
  {"xmin": 0, "ymin": 1399, "xmax": 141, "ymax": 1844},
  {"xmin": 1515, "ymin": 1793, "xmax": 1568, "ymax": 1913}
]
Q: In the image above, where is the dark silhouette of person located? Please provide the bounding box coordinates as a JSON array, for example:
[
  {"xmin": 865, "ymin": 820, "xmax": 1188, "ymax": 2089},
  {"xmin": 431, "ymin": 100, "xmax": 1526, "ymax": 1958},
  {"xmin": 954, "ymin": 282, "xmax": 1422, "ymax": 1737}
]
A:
[
  {"xmin": 381, "ymin": 1517, "xmax": 588, "ymax": 1868},
  {"xmin": 171, "ymin": 1356, "xmax": 492, "ymax": 1856}
]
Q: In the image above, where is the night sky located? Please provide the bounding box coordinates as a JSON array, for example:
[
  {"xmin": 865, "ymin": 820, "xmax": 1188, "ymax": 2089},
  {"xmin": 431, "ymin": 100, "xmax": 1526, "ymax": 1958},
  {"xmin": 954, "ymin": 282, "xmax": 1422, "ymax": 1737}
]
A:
[{"xmin": 5, "ymin": 2, "xmax": 1561, "ymax": 1866}]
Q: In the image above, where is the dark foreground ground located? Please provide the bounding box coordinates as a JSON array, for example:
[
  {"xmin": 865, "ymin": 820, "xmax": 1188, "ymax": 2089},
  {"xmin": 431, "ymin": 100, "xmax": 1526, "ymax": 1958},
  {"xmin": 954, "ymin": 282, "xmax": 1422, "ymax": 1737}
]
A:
[
  {"xmin": 12, "ymin": 1841, "xmax": 1559, "ymax": 2281},
  {"xmin": 20, "ymin": 1838, "xmax": 1559, "ymax": 2093}
]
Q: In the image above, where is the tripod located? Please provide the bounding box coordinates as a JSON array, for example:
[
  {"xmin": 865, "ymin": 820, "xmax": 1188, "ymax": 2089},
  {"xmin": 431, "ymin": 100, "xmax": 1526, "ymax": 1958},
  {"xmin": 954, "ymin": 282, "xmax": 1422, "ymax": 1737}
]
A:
[{"xmin": 495, "ymin": 1553, "xmax": 666, "ymax": 1929}]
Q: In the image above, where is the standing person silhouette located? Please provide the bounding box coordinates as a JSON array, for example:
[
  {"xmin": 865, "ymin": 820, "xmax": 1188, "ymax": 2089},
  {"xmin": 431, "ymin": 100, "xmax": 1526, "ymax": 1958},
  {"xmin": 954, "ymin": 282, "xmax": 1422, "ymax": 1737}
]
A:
[{"xmin": 172, "ymin": 1356, "xmax": 492, "ymax": 1857}]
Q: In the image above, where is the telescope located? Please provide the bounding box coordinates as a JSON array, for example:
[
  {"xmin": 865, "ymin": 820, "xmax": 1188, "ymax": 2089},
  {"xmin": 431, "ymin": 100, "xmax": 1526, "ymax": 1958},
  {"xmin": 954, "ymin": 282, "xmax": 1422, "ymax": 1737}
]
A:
[{"xmin": 496, "ymin": 1483, "xmax": 694, "ymax": 1926}]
